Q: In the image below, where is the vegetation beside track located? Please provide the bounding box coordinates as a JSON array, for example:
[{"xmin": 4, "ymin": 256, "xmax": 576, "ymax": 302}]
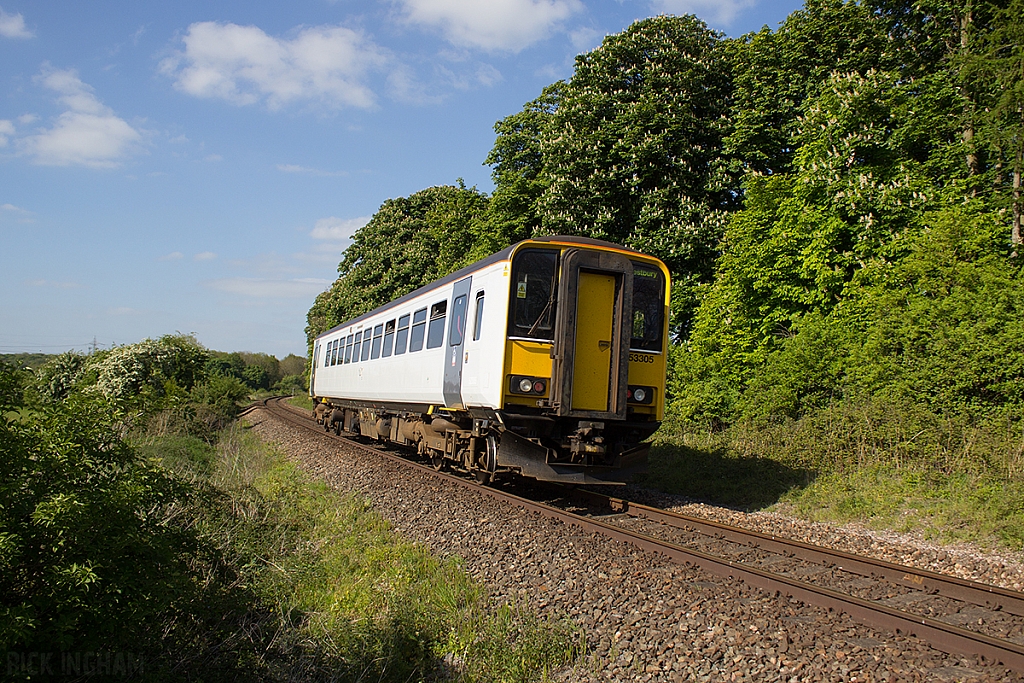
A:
[{"xmin": 1, "ymin": 351, "xmax": 579, "ymax": 681}]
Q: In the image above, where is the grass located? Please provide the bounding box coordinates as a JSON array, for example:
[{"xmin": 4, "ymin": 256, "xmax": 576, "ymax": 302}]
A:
[
  {"xmin": 144, "ymin": 423, "xmax": 582, "ymax": 682},
  {"xmin": 645, "ymin": 404, "xmax": 1024, "ymax": 552},
  {"xmin": 286, "ymin": 394, "xmax": 314, "ymax": 411}
]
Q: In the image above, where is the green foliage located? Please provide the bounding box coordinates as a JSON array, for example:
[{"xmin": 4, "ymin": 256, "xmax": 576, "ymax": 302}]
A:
[
  {"xmin": 34, "ymin": 351, "xmax": 88, "ymax": 401},
  {"xmin": 538, "ymin": 15, "xmax": 733, "ymax": 306},
  {"xmin": 91, "ymin": 334, "xmax": 208, "ymax": 405},
  {"xmin": 0, "ymin": 374, "xmax": 208, "ymax": 657}
]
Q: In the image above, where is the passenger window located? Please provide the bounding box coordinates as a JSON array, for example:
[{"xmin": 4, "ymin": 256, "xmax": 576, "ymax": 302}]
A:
[
  {"xmin": 409, "ymin": 308, "xmax": 427, "ymax": 352},
  {"xmin": 509, "ymin": 249, "xmax": 558, "ymax": 339},
  {"xmin": 448, "ymin": 295, "xmax": 468, "ymax": 346},
  {"xmin": 322, "ymin": 341, "xmax": 329, "ymax": 367},
  {"xmin": 427, "ymin": 300, "xmax": 447, "ymax": 349},
  {"xmin": 361, "ymin": 329, "xmax": 372, "ymax": 361},
  {"xmin": 370, "ymin": 324, "xmax": 383, "ymax": 359},
  {"xmin": 394, "ymin": 314, "xmax": 410, "ymax": 355},
  {"xmin": 344, "ymin": 334, "xmax": 354, "ymax": 363},
  {"xmin": 331, "ymin": 340, "xmax": 339, "ymax": 366},
  {"xmin": 472, "ymin": 292, "xmax": 485, "ymax": 341},
  {"xmin": 382, "ymin": 319, "xmax": 396, "ymax": 357},
  {"xmin": 630, "ymin": 263, "xmax": 665, "ymax": 352}
]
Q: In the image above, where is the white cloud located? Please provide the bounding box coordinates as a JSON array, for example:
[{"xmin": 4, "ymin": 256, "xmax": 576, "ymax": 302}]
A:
[
  {"xmin": 19, "ymin": 67, "xmax": 143, "ymax": 168},
  {"xmin": 277, "ymin": 163, "xmax": 348, "ymax": 177},
  {"xmin": 108, "ymin": 306, "xmax": 141, "ymax": 316},
  {"xmin": 159, "ymin": 251, "xmax": 184, "ymax": 261},
  {"xmin": 648, "ymin": 0, "xmax": 757, "ymax": 27},
  {"xmin": 0, "ymin": 119, "xmax": 13, "ymax": 146},
  {"xmin": 1, "ymin": 202, "xmax": 34, "ymax": 223},
  {"xmin": 160, "ymin": 22, "xmax": 390, "ymax": 110},
  {"xmin": 310, "ymin": 215, "xmax": 368, "ymax": 241},
  {"xmin": 206, "ymin": 277, "xmax": 330, "ymax": 299},
  {"xmin": 194, "ymin": 251, "xmax": 217, "ymax": 261},
  {"xmin": 0, "ymin": 7, "xmax": 33, "ymax": 39},
  {"xmin": 26, "ymin": 278, "xmax": 82, "ymax": 289},
  {"xmin": 396, "ymin": 0, "xmax": 583, "ymax": 52}
]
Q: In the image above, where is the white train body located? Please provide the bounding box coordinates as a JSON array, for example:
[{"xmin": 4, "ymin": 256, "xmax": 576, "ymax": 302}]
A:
[{"xmin": 310, "ymin": 236, "xmax": 670, "ymax": 484}]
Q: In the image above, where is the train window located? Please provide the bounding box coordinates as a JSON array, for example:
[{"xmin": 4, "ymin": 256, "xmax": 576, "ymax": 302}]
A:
[
  {"xmin": 509, "ymin": 249, "xmax": 558, "ymax": 340},
  {"xmin": 631, "ymin": 263, "xmax": 665, "ymax": 352},
  {"xmin": 472, "ymin": 292, "xmax": 485, "ymax": 341},
  {"xmin": 394, "ymin": 314, "xmax": 410, "ymax": 355},
  {"xmin": 382, "ymin": 319, "xmax": 396, "ymax": 357},
  {"xmin": 322, "ymin": 341, "xmax": 329, "ymax": 367},
  {"xmin": 409, "ymin": 308, "xmax": 427, "ymax": 352},
  {"xmin": 448, "ymin": 295, "xmax": 467, "ymax": 346},
  {"xmin": 370, "ymin": 324, "xmax": 384, "ymax": 359},
  {"xmin": 354, "ymin": 331, "xmax": 364, "ymax": 363},
  {"xmin": 361, "ymin": 329, "xmax": 373, "ymax": 361},
  {"xmin": 344, "ymin": 334, "xmax": 354, "ymax": 364},
  {"xmin": 427, "ymin": 300, "xmax": 447, "ymax": 349},
  {"xmin": 331, "ymin": 340, "xmax": 339, "ymax": 366}
]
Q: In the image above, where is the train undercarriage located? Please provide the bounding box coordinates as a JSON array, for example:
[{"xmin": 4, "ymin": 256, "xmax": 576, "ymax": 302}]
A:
[{"xmin": 313, "ymin": 401, "xmax": 653, "ymax": 485}]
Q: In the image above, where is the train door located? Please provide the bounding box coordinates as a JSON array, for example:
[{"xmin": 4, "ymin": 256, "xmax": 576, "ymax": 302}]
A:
[
  {"xmin": 443, "ymin": 276, "xmax": 473, "ymax": 408},
  {"xmin": 550, "ymin": 249, "xmax": 633, "ymax": 420}
]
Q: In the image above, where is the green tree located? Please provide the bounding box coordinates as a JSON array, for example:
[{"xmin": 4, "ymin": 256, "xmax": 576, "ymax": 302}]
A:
[
  {"xmin": 537, "ymin": 15, "xmax": 734, "ymax": 325},
  {"xmin": 471, "ymin": 83, "xmax": 564, "ymax": 260},
  {"xmin": 962, "ymin": 0, "xmax": 1024, "ymax": 244}
]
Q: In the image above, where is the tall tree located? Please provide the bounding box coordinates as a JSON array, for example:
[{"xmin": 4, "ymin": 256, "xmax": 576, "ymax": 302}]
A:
[
  {"xmin": 536, "ymin": 14, "xmax": 733, "ymax": 325},
  {"xmin": 962, "ymin": 0, "xmax": 1024, "ymax": 244}
]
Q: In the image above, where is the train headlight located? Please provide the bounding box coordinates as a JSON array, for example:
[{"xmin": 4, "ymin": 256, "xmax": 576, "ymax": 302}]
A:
[
  {"xmin": 510, "ymin": 375, "xmax": 550, "ymax": 395},
  {"xmin": 627, "ymin": 385, "xmax": 654, "ymax": 404}
]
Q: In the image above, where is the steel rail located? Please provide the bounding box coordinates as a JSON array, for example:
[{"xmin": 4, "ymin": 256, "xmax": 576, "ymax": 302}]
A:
[
  {"xmin": 250, "ymin": 397, "xmax": 1024, "ymax": 674},
  {"xmin": 569, "ymin": 489, "xmax": 1024, "ymax": 618}
]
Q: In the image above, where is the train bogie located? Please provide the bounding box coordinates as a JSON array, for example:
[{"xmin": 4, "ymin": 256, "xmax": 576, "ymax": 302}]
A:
[{"xmin": 310, "ymin": 236, "xmax": 669, "ymax": 484}]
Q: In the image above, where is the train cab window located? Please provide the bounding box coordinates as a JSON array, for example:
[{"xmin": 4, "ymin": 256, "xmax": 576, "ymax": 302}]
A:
[
  {"xmin": 509, "ymin": 249, "xmax": 558, "ymax": 340},
  {"xmin": 472, "ymin": 292, "xmax": 485, "ymax": 341},
  {"xmin": 352, "ymin": 332, "xmax": 362, "ymax": 363},
  {"xmin": 448, "ymin": 295, "xmax": 467, "ymax": 346},
  {"xmin": 361, "ymin": 329, "xmax": 373, "ymax": 361},
  {"xmin": 427, "ymin": 301, "xmax": 447, "ymax": 349},
  {"xmin": 344, "ymin": 334, "xmax": 354, "ymax": 363},
  {"xmin": 409, "ymin": 308, "xmax": 427, "ymax": 352},
  {"xmin": 630, "ymin": 263, "xmax": 665, "ymax": 352},
  {"xmin": 382, "ymin": 320, "xmax": 396, "ymax": 357},
  {"xmin": 394, "ymin": 314, "xmax": 411, "ymax": 355}
]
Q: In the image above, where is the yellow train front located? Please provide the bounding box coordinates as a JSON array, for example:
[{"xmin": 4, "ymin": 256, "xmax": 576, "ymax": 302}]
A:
[{"xmin": 310, "ymin": 235, "xmax": 669, "ymax": 484}]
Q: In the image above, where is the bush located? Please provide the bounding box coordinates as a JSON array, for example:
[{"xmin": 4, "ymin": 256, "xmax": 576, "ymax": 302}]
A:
[{"xmin": 0, "ymin": 374, "xmax": 206, "ymax": 657}]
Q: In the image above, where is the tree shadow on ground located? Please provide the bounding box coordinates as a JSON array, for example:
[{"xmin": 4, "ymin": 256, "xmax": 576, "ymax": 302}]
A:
[{"xmin": 634, "ymin": 442, "xmax": 816, "ymax": 511}]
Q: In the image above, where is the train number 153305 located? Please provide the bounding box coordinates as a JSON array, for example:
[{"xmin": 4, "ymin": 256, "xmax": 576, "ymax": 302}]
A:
[{"xmin": 629, "ymin": 353, "xmax": 656, "ymax": 364}]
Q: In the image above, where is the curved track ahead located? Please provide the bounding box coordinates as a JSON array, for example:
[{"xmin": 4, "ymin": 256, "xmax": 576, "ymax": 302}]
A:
[{"xmin": 246, "ymin": 397, "xmax": 1024, "ymax": 676}]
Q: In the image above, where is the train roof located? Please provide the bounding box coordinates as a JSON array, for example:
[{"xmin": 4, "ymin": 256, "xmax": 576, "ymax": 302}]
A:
[{"xmin": 315, "ymin": 235, "xmax": 653, "ymax": 339}]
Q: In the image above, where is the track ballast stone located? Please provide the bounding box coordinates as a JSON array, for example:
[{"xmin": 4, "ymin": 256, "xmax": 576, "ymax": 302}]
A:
[{"xmin": 245, "ymin": 408, "xmax": 1016, "ymax": 682}]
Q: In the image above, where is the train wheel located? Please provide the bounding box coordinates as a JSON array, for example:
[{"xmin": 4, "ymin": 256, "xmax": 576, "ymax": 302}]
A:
[{"xmin": 431, "ymin": 451, "xmax": 445, "ymax": 471}]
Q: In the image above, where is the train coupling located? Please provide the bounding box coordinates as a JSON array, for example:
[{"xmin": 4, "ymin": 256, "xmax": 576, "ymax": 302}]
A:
[{"xmin": 569, "ymin": 420, "xmax": 606, "ymax": 458}]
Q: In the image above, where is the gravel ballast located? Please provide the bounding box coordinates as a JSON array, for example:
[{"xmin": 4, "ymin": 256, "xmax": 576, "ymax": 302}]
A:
[{"xmin": 246, "ymin": 408, "xmax": 1018, "ymax": 682}]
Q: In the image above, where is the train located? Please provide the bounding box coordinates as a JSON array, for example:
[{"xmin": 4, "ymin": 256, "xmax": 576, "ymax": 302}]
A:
[{"xmin": 309, "ymin": 235, "xmax": 669, "ymax": 484}]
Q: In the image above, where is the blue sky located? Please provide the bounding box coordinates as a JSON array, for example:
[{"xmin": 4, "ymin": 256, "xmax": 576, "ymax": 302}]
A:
[{"xmin": 0, "ymin": 0, "xmax": 802, "ymax": 359}]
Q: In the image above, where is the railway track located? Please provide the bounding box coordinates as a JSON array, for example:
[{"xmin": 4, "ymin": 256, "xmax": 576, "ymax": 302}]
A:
[{"xmin": 248, "ymin": 396, "xmax": 1024, "ymax": 676}]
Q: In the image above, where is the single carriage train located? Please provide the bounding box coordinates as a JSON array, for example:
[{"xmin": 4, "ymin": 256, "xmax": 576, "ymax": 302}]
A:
[{"xmin": 309, "ymin": 236, "xmax": 669, "ymax": 484}]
